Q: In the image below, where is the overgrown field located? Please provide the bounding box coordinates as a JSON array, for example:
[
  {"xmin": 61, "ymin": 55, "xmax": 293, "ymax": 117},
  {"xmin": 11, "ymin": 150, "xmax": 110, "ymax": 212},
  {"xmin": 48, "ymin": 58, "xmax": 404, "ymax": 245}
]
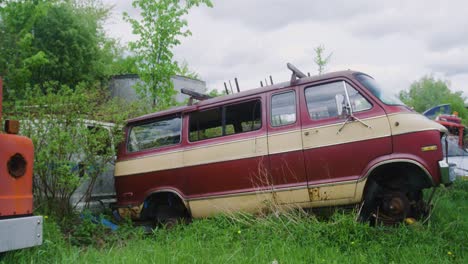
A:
[{"xmin": 2, "ymin": 181, "xmax": 467, "ymax": 264}]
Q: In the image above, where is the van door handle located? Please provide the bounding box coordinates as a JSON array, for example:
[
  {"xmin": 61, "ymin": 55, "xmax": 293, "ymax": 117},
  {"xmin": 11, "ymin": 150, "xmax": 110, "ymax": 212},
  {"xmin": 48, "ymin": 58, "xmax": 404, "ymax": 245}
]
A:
[{"xmin": 304, "ymin": 131, "xmax": 310, "ymax": 136}]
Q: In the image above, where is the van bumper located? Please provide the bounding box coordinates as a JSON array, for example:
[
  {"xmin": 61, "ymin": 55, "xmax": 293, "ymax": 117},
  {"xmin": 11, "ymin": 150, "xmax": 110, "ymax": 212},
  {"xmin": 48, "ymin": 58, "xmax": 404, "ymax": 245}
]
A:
[
  {"xmin": 439, "ymin": 160, "xmax": 456, "ymax": 185},
  {"xmin": 0, "ymin": 216, "xmax": 43, "ymax": 253}
]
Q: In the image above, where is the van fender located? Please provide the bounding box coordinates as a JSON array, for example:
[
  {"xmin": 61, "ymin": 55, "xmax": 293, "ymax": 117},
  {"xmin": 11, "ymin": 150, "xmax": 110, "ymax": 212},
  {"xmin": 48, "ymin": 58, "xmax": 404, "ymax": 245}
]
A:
[
  {"xmin": 144, "ymin": 187, "xmax": 189, "ymax": 208},
  {"xmin": 128, "ymin": 187, "xmax": 192, "ymax": 221},
  {"xmin": 116, "ymin": 188, "xmax": 189, "ymax": 220},
  {"xmin": 355, "ymin": 154, "xmax": 434, "ymax": 201},
  {"xmin": 361, "ymin": 154, "xmax": 434, "ymax": 184}
]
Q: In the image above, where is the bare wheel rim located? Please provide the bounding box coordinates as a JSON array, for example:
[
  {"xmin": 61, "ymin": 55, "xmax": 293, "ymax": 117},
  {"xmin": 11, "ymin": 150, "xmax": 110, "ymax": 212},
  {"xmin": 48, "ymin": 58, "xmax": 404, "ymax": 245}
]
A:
[{"xmin": 378, "ymin": 191, "xmax": 410, "ymax": 224}]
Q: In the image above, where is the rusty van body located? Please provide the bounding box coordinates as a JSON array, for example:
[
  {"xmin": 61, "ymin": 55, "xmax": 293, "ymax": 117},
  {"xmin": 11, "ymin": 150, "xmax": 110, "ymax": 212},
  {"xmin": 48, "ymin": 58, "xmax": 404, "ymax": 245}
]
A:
[{"xmin": 113, "ymin": 68, "xmax": 453, "ymax": 224}]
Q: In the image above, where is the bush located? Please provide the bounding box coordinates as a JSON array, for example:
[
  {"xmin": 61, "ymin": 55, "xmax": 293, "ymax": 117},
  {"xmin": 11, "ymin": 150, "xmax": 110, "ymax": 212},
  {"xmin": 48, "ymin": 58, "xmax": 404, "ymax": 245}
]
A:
[{"xmin": 4, "ymin": 83, "xmax": 129, "ymax": 218}]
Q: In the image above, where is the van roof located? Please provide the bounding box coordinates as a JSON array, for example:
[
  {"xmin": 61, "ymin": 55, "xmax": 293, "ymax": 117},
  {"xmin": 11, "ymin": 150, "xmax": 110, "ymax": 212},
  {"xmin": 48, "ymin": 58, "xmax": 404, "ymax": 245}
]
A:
[{"xmin": 128, "ymin": 70, "xmax": 361, "ymax": 124}]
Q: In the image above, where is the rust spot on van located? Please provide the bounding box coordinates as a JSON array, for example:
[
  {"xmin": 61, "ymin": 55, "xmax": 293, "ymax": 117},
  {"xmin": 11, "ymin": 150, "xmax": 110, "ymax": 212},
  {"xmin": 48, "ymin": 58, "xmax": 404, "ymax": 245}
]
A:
[
  {"xmin": 118, "ymin": 205, "xmax": 142, "ymax": 220},
  {"xmin": 309, "ymin": 188, "xmax": 321, "ymax": 201},
  {"xmin": 308, "ymin": 187, "xmax": 331, "ymax": 201}
]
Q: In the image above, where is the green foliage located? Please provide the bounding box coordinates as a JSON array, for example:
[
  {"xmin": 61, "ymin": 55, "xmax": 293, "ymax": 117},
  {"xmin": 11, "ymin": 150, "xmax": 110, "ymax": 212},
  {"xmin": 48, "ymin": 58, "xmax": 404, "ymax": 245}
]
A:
[
  {"xmin": 109, "ymin": 53, "xmax": 139, "ymax": 75},
  {"xmin": 0, "ymin": 0, "xmax": 118, "ymax": 99},
  {"xmin": 70, "ymin": 214, "xmax": 100, "ymax": 247},
  {"xmin": 1, "ymin": 212, "xmax": 144, "ymax": 262},
  {"xmin": 67, "ymin": 212, "xmax": 143, "ymax": 248},
  {"xmin": 400, "ymin": 76, "xmax": 468, "ymax": 124},
  {"xmin": 3, "ymin": 181, "xmax": 467, "ymax": 263},
  {"xmin": 207, "ymin": 88, "xmax": 227, "ymax": 97},
  {"xmin": 3, "ymin": 83, "xmax": 129, "ymax": 218},
  {"xmin": 124, "ymin": 0, "xmax": 212, "ymax": 109},
  {"xmin": 314, "ymin": 44, "xmax": 332, "ymax": 75}
]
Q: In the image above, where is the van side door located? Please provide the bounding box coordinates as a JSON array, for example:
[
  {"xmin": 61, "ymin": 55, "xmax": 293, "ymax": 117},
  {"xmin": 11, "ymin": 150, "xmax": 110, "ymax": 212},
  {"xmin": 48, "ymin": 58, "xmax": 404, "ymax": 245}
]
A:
[
  {"xmin": 299, "ymin": 79, "xmax": 392, "ymax": 202},
  {"xmin": 266, "ymin": 88, "xmax": 309, "ymax": 204}
]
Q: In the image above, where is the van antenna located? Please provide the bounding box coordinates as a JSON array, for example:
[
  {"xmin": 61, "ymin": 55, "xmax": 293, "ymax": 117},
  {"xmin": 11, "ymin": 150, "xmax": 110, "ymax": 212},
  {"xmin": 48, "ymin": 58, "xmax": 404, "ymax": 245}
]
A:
[
  {"xmin": 235, "ymin": 77, "xmax": 240, "ymax": 93},
  {"xmin": 224, "ymin": 82, "xmax": 229, "ymax": 94},
  {"xmin": 287, "ymin": 63, "xmax": 307, "ymax": 82},
  {"xmin": 181, "ymin": 88, "xmax": 213, "ymax": 106},
  {"xmin": 260, "ymin": 81, "xmax": 264, "ymax": 87},
  {"xmin": 270, "ymin": 75, "xmax": 274, "ymax": 85}
]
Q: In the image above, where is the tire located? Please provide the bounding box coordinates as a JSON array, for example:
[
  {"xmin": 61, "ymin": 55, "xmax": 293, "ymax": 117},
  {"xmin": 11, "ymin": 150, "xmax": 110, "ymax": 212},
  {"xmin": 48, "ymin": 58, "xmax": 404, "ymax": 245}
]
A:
[
  {"xmin": 154, "ymin": 204, "xmax": 187, "ymax": 228},
  {"xmin": 360, "ymin": 186, "xmax": 412, "ymax": 226},
  {"xmin": 378, "ymin": 191, "xmax": 411, "ymax": 224}
]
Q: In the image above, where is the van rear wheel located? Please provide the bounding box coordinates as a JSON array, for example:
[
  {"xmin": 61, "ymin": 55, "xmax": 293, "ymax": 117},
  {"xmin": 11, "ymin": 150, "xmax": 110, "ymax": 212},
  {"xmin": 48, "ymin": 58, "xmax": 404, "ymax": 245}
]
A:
[
  {"xmin": 141, "ymin": 193, "xmax": 191, "ymax": 229},
  {"xmin": 153, "ymin": 204, "xmax": 191, "ymax": 228}
]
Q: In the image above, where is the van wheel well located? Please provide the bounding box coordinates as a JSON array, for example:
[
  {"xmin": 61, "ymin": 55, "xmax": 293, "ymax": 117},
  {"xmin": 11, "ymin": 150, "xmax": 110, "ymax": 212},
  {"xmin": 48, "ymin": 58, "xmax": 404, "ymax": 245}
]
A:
[
  {"xmin": 359, "ymin": 162, "xmax": 433, "ymax": 224},
  {"xmin": 140, "ymin": 192, "xmax": 190, "ymax": 224},
  {"xmin": 365, "ymin": 162, "xmax": 432, "ymax": 192}
]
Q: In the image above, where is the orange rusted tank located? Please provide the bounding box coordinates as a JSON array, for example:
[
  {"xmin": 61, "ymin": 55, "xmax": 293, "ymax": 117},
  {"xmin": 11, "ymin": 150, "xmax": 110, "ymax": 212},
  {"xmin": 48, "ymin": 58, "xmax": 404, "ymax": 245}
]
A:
[
  {"xmin": 0, "ymin": 78, "xmax": 34, "ymax": 217},
  {"xmin": 0, "ymin": 77, "xmax": 41, "ymax": 253},
  {"xmin": 0, "ymin": 135, "xmax": 34, "ymax": 217},
  {"xmin": 0, "ymin": 77, "xmax": 34, "ymax": 217}
]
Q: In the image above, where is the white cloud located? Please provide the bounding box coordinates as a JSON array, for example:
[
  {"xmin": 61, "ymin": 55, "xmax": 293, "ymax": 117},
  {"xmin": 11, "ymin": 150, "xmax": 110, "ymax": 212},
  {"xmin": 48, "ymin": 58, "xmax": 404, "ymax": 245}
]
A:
[
  {"xmin": 101, "ymin": 0, "xmax": 468, "ymax": 97},
  {"xmin": 427, "ymin": 48, "xmax": 468, "ymax": 76}
]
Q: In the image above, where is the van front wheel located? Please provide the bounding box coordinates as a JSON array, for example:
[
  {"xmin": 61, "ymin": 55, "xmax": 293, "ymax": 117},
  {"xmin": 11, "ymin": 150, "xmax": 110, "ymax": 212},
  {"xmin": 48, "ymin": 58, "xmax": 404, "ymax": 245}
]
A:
[
  {"xmin": 361, "ymin": 188, "xmax": 429, "ymax": 225},
  {"xmin": 375, "ymin": 191, "xmax": 410, "ymax": 225}
]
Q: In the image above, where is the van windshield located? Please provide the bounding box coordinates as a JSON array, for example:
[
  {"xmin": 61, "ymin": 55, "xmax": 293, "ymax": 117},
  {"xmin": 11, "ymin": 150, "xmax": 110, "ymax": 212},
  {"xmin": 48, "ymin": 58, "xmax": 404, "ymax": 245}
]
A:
[{"xmin": 355, "ymin": 74, "xmax": 405, "ymax": 106}]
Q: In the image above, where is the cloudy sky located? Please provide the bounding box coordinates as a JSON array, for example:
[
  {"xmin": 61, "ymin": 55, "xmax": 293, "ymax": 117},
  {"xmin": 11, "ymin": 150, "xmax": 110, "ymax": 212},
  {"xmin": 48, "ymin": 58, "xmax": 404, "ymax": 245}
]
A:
[{"xmin": 102, "ymin": 0, "xmax": 468, "ymax": 96}]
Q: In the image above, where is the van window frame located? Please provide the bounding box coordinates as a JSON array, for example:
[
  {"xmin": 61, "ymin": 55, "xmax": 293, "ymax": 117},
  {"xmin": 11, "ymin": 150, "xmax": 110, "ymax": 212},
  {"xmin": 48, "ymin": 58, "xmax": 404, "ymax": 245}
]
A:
[
  {"xmin": 126, "ymin": 114, "xmax": 183, "ymax": 153},
  {"xmin": 188, "ymin": 98, "xmax": 263, "ymax": 142},
  {"xmin": 304, "ymin": 80, "xmax": 373, "ymax": 122}
]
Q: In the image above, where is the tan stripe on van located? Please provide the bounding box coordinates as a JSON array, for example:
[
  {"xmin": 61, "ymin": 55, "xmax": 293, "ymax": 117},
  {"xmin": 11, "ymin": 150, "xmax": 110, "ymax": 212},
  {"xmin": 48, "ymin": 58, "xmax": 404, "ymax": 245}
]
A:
[{"xmin": 115, "ymin": 113, "xmax": 444, "ymax": 177}]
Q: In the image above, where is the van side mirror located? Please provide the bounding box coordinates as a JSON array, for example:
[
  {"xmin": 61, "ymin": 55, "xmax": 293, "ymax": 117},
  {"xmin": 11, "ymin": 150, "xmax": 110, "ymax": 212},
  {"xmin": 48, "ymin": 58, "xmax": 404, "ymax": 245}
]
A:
[
  {"xmin": 335, "ymin": 94, "xmax": 345, "ymax": 116},
  {"xmin": 4, "ymin": 120, "xmax": 20, "ymax": 134}
]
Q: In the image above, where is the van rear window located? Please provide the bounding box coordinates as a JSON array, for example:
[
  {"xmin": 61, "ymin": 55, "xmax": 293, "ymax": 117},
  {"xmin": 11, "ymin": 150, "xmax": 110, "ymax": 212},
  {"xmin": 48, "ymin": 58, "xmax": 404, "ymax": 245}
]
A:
[{"xmin": 127, "ymin": 115, "xmax": 181, "ymax": 152}]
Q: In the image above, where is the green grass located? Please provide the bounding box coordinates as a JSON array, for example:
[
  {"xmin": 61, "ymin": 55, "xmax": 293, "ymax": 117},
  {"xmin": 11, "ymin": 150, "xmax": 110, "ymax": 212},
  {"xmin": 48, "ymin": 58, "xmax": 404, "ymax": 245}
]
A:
[{"xmin": 2, "ymin": 181, "xmax": 467, "ymax": 264}]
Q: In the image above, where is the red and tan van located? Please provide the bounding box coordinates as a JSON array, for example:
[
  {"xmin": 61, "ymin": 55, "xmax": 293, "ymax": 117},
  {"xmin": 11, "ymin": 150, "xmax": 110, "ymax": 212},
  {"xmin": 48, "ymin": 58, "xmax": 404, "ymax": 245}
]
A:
[{"xmin": 113, "ymin": 67, "xmax": 453, "ymax": 224}]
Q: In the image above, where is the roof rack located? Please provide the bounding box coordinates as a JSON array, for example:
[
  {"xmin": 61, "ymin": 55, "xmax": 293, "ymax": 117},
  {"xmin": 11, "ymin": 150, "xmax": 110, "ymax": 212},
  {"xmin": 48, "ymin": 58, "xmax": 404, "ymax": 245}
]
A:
[
  {"xmin": 181, "ymin": 88, "xmax": 213, "ymax": 106},
  {"xmin": 287, "ymin": 63, "xmax": 307, "ymax": 83}
]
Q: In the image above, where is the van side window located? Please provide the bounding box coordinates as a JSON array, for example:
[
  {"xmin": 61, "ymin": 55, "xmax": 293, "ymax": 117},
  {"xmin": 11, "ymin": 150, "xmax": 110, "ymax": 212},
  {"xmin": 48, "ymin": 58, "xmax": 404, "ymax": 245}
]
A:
[
  {"xmin": 128, "ymin": 115, "xmax": 181, "ymax": 152},
  {"xmin": 347, "ymin": 85, "xmax": 373, "ymax": 112},
  {"xmin": 189, "ymin": 108, "xmax": 223, "ymax": 141},
  {"xmin": 189, "ymin": 100, "xmax": 262, "ymax": 141},
  {"xmin": 271, "ymin": 91, "xmax": 296, "ymax": 126},
  {"xmin": 225, "ymin": 100, "xmax": 261, "ymax": 134},
  {"xmin": 305, "ymin": 82, "xmax": 371, "ymax": 120}
]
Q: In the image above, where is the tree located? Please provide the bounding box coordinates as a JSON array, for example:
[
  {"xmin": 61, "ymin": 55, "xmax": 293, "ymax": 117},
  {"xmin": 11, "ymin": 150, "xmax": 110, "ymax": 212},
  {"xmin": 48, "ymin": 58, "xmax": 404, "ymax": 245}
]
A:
[
  {"xmin": 124, "ymin": 0, "xmax": 212, "ymax": 109},
  {"xmin": 4, "ymin": 83, "xmax": 129, "ymax": 217},
  {"xmin": 399, "ymin": 76, "xmax": 468, "ymax": 124},
  {"xmin": 314, "ymin": 45, "xmax": 332, "ymax": 75},
  {"xmin": 0, "ymin": 0, "xmax": 144, "ymax": 219},
  {"xmin": 110, "ymin": 53, "xmax": 139, "ymax": 75},
  {"xmin": 0, "ymin": 0, "xmax": 117, "ymax": 99}
]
